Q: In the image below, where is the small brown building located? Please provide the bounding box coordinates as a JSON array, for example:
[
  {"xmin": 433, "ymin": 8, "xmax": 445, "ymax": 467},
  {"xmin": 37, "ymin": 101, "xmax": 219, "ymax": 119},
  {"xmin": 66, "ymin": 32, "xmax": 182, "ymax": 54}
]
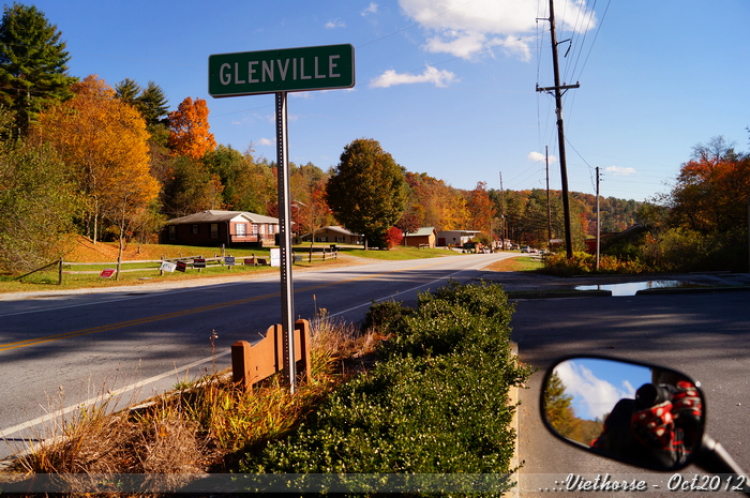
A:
[
  {"xmin": 160, "ymin": 210, "xmax": 281, "ymax": 247},
  {"xmin": 405, "ymin": 227, "xmax": 437, "ymax": 248}
]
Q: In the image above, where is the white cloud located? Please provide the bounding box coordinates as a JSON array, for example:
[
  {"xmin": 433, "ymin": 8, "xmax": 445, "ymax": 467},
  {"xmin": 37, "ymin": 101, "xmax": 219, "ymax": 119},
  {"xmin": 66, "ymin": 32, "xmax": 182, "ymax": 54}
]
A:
[
  {"xmin": 606, "ymin": 166, "xmax": 637, "ymax": 176},
  {"xmin": 399, "ymin": 0, "xmax": 597, "ymax": 61},
  {"xmin": 325, "ymin": 18, "xmax": 346, "ymax": 29},
  {"xmin": 257, "ymin": 138, "xmax": 274, "ymax": 146},
  {"xmin": 423, "ymin": 30, "xmax": 487, "ymax": 60},
  {"xmin": 528, "ymin": 151, "xmax": 557, "ymax": 164},
  {"xmin": 370, "ymin": 65, "xmax": 458, "ymax": 88},
  {"xmin": 554, "ymin": 360, "xmax": 636, "ymax": 421},
  {"xmin": 362, "ymin": 2, "xmax": 378, "ymax": 16}
]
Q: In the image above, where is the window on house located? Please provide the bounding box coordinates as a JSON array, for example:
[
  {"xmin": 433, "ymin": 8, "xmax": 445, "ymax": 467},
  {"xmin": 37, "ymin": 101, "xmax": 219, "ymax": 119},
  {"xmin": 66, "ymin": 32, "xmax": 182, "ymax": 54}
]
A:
[
  {"xmin": 210, "ymin": 224, "xmax": 218, "ymax": 238},
  {"xmin": 168, "ymin": 225, "xmax": 176, "ymax": 240},
  {"xmin": 236, "ymin": 223, "xmax": 247, "ymax": 237},
  {"xmin": 192, "ymin": 225, "xmax": 199, "ymax": 234},
  {"xmin": 251, "ymin": 224, "xmax": 259, "ymax": 236}
]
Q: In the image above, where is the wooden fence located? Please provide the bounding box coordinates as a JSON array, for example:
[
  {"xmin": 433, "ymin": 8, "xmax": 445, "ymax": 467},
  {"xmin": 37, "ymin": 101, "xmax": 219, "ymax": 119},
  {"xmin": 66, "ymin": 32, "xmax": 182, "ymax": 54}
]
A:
[
  {"xmin": 231, "ymin": 319, "xmax": 311, "ymax": 391},
  {"xmin": 17, "ymin": 248, "xmax": 338, "ymax": 284}
]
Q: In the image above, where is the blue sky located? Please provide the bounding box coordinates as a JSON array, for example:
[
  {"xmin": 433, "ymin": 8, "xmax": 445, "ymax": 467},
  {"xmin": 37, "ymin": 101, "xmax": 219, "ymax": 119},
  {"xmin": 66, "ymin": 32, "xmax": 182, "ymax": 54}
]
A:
[
  {"xmin": 554, "ymin": 358, "xmax": 650, "ymax": 421},
  {"xmin": 25, "ymin": 0, "xmax": 750, "ymax": 202}
]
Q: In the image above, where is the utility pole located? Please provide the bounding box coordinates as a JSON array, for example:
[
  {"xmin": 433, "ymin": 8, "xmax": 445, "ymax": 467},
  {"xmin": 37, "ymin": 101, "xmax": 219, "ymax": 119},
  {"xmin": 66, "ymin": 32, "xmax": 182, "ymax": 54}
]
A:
[
  {"xmin": 596, "ymin": 166, "xmax": 601, "ymax": 270},
  {"xmin": 546, "ymin": 146, "xmax": 552, "ymax": 250},
  {"xmin": 537, "ymin": 0, "xmax": 579, "ymax": 260},
  {"xmin": 499, "ymin": 171, "xmax": 507, "ymax": 247}
]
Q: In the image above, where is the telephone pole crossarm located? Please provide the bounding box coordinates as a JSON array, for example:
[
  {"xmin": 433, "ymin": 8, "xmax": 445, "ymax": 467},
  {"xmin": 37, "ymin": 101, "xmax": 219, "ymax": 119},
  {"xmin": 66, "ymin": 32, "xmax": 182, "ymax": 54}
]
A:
[{"xmin": 536, "ymin": 83, "xmax": 580, "ymax": 93}]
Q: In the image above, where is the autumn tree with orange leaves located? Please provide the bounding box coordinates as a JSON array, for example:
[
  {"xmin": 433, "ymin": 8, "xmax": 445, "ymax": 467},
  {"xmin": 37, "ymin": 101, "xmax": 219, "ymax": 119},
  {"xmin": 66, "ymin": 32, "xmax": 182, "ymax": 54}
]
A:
[
  {"xmin": 37, "ymin": 75, "xmax": 159, "ymax": 277},
  {"xmin": 168, "ymin": 97, "xmax": 216, "ymax": 160},
  {"xmin": 466, "ymin": 181, "xmax": 495, "ymax": 241},
  {"xmin": 633, "ymin": 136, "xmax": 750, "ymax": 272},
  {"xmin": 669, "ymin": 137, "xmax": 750, "ymax": 235}
]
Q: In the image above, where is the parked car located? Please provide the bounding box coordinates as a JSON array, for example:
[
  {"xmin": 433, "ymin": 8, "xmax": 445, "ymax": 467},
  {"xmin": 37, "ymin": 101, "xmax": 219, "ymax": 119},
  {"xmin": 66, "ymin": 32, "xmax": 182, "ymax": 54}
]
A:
[{"xmin": 521, "ymin": 245, "xmax": 530, "ymax": 253}]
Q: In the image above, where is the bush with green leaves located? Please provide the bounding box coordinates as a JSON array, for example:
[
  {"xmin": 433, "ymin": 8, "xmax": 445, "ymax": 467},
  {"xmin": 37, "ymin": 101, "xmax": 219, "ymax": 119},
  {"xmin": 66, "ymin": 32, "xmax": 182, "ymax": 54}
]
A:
[
  {"xmin": 240, "ymin": 281, "xmax": 529, "ymax": 496},
  {"xmin": 642, "ymin": 227, "xmax": 748, "ymax": 272},
  {"xmin": 0, "ymin": 141, "xmax": 78, "ymax": 273}
]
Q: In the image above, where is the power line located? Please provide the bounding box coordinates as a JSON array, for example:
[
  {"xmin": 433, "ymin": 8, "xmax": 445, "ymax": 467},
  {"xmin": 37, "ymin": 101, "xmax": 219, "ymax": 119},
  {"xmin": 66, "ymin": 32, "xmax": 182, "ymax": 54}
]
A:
[{"xmin": 572, "ymin": 0, "xmax": 612, "ymax": 83}]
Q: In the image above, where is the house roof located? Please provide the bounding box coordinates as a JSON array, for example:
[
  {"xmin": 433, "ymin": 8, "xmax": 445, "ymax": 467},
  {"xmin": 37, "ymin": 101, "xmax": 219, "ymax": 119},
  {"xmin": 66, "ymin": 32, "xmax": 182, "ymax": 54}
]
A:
[
  {"xmin": 406, "ymin": 227, "xmax": 436, "ymax": 237},
  {"xmin": 436, "ymin": 229, "xmax": 482, "ymax": 236},
  {"xmin": 324, "ymin": 226, "xmax": 358, "ymax": 236},
  {"xmin": 166, "ymin": 210, "xmax": 280, "ymax": 225},
  {"xmin": 302, "ymin": 226, "xmax": 360, "ymax": 238}
]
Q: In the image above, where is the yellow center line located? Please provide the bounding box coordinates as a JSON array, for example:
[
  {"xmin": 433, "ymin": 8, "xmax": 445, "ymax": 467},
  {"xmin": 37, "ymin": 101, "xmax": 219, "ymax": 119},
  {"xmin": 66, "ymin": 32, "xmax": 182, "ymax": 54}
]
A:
[{"xmin": 0, "ymin": 258, "xmax": 454, "ymax": 352}]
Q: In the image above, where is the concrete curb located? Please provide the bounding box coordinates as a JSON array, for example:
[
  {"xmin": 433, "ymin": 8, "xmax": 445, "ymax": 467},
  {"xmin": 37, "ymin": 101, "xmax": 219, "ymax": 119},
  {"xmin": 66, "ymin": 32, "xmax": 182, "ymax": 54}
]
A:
[
  {"xmin": 506, "ymin": 285, "xmax": 750, "ymax": 300},
  {"xmin": 506, "ymin": 290, "xmax": 611, "ymax": 300},
  {"xmin": 636, "ymin": 285, "xmax": 750, "ymax": 296}
]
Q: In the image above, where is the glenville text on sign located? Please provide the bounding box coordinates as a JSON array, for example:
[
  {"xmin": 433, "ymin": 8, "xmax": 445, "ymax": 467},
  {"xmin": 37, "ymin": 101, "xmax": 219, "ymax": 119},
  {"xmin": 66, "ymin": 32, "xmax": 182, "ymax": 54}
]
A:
[{"xmin": 208, "ymin": 44, "xmax": 355, "ymax": 97}]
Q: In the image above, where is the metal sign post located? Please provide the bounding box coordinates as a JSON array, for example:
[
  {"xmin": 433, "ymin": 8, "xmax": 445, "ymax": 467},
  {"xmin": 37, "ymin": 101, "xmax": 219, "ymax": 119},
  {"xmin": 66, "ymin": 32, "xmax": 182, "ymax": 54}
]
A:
[
  {"xmin": 275, "ymin": 91, "xmax": 297, "ymax": 392},
  {"xmin": 209, "ymin": 44, "xmax": 355, "ymax": 392}
]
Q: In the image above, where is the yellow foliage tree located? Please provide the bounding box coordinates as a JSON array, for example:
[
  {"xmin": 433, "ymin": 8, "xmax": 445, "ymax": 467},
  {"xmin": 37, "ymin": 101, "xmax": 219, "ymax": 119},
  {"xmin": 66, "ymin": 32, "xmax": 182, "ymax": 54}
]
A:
[
  {"xmin": 168, "ymin": 96, "xmax": 216, "ymax": 160},
  {"xmin": 466, "ymin": 181, "xmax": 495, "ymax": 237},
  {"xmin": 37, "ymin": 75, "xmax": 159, "ymax": 278}
]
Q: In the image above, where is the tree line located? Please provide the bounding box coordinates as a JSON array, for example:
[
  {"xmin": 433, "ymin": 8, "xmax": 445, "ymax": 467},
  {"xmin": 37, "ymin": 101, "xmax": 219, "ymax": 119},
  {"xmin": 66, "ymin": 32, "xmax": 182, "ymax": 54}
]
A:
[{"xmin": 4, "ymin": 2, "xmax": 739, "ymax": 275}]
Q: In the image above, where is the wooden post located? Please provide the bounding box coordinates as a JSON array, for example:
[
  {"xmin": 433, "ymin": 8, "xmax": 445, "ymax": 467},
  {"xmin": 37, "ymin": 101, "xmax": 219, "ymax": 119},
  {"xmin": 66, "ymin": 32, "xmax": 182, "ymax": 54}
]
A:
[
  {"xmin": 232, "ymin": 319, "xmax": 311, "ymax": 392},
  {"xmin": 296, "ymin": 319, "xmax": 311, "ymax": 382},
  {"xmin": 58, "ymin": 257, "xmax": 63, "ymax": 285},
  {"xmin": 231, "ymin": 340, "xmax": 254, "ymax": 392}
]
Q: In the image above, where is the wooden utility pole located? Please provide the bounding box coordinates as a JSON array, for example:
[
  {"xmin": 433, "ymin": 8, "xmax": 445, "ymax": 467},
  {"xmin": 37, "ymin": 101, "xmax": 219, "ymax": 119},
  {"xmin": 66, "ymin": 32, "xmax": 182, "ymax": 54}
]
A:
[
  {"xmin": 499, "ymin": 171, "xmax": 507, "ymax": 245},
  {"xmin": 596, "ymin": 166, "xmax": 601, "ymax": 269},
  {"xmin": 537, "ymin": 0, "xmax": 579, "ymax": 259},
  {"xmin": 546, "ymin": 146, "xmax": 552, "ymax": 250}
]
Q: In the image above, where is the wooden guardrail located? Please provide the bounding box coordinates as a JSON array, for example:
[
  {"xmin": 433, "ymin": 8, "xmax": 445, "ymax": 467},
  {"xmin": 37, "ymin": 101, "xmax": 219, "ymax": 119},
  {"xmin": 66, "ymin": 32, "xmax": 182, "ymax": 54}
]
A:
[
  {"xmin": 301, "ymin": 246, "xmax": 338, "ymax": 263},
  {"xmin": 231, "ymin": 319, "xmax": 311, "ymax": 391},
  {"xmin": 63, "ymin": 255, "xmax": 230, "ymax": 274},
  {"xmin": 17, "ymin": 247, "xmax": 338, "ymax": 284}
]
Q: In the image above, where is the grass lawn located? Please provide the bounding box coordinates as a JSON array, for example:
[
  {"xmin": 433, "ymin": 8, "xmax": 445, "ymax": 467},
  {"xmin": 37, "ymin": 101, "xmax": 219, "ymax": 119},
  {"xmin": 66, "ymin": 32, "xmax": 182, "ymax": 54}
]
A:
[{"xmin": 0, "ymin": 239, "xmax": 457, "ymax": 293}]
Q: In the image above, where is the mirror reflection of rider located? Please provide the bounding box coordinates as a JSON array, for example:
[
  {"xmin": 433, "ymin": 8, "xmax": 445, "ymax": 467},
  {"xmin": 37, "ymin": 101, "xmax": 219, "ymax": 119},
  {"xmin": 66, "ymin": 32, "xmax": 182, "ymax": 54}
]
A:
[{"xmin": 591, "ymin": 373, "xmax": 702, "ymax": 469}]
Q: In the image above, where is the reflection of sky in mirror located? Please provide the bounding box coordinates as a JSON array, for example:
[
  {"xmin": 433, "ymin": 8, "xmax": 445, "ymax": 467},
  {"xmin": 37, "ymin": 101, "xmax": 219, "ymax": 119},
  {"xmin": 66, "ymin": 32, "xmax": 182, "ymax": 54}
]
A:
[{"xmin": 553, "ymin": 359, "xmax": 652, "ymax": 420}]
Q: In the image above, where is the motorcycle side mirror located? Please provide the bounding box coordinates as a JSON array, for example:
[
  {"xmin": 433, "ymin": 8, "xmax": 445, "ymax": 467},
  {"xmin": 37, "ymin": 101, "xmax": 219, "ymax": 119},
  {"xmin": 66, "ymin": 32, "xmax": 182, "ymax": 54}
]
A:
[{"xmin": 540, "ymin": 355, "xmax": 706, "ymax": 471}]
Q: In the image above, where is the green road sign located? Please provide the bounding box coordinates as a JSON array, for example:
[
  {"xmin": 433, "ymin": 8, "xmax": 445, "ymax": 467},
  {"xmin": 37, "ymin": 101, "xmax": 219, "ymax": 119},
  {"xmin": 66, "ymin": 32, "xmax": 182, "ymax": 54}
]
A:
[{"xmin": 209, "ymin": 44, "xmax": 355, "ymax": 97}]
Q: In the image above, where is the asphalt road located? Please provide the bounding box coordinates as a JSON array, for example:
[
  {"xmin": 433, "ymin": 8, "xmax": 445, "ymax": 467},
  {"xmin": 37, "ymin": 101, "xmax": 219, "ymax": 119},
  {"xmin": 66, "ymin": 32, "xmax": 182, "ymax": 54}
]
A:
[
  {"xmin": 0, "ymin": 252, "xmax": 513, "ymax": 461},
  {"xmin": 3, "ymin": 254, "xmax": 749, "ymax": 495},
  {"xmin": 512, "ymin": 289, "xmax": 750, "ymax": 497}
]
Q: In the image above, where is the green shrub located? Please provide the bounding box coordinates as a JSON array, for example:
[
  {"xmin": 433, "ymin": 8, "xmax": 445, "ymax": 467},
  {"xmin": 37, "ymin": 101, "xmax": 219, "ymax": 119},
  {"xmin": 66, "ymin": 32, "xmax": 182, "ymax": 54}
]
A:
[
  {"xmin": 360, "ymin": 299, "xmax": 414, "ymax": 335},
  {"xmin": 239, "ymin": 281, "xmax": 529, "ymax": 496},
  {"xmin": 543, "ymin": 251, "xmax": 649, "ymax": 275},
  {"xmin": 642, "ymin": 227, "xmax": 749, "ymax": 272},
  {"xmin": 543, "ymin": 225, "xmax": 749, "ymax": 275},
  {"xmin": 380, "ymin": 281, "xmax": 515, "ymax": 360}
]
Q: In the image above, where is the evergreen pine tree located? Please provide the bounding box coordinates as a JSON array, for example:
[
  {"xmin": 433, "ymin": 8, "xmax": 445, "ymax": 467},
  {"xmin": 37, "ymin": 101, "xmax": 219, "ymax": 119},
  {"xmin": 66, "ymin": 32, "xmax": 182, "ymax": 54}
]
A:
[{"xmin": 0, "ymin": 3, "xmax": 76, "ymax": 136}]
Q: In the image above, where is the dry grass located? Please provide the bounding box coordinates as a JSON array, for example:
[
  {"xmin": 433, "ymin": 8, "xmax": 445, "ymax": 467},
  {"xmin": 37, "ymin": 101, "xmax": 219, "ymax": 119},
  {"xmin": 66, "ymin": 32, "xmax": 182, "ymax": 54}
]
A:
[
  {"xmin": 63, "ymin": 236, "xmax": 221, "ymax": 263},
  {"xmin": 6, "ymin": 314, "xmax": 381, "ymax": 495},
  {"xmin": 483, "ymin": 255, "xmax": 544, "ymax": 272}
]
